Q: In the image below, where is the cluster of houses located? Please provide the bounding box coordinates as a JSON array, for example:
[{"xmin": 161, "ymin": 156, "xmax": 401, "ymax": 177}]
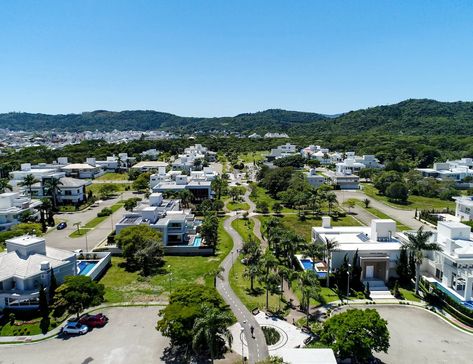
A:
[
  {"xmin": 311, "ymin": 216, "xmax": 473, "ymax": 303},
  {"xmin": 416, "ymin": 158, "xmax": 473, "ymax": 187},
  {"xmin": 266, "ymin": 143, "xmax": 385, "ymax": 190}
]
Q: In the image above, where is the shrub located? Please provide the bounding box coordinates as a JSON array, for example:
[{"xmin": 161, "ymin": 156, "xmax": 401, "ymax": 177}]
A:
[{"xmin": 97, "ymin": 207, "xmax": 113, "ymax": 217}]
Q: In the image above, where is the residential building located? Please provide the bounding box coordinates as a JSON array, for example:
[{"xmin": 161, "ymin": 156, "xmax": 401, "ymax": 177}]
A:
[
  {"xmin": 61, "ymin": 163, "xmax": 104, "ymax": 179},
  {"xmin": 150, "ymin": 167, "xmax": 217, "ymax": 200},
  {"xmin": 114, "ymin": 193, "xmax": 208, "ymax": 254},
  {"xmin": 172, "ymin": 144, "xmax": 216, "ymax": 171},
  {"xmin": 0, "ymin": 192, "xmax": 41, "ymax": 231},
  {"xmin": 335, "ymin": 154, "xmax": 383, "ymax": 175},
  {"xmin": 87, "ymin": 153, "xmax": 136, "ymax": 172},
  {"xmin": 399, "ymin": 221, "xmax": 473, "ymax": 302},
  {"xmin": 0, "ymin": 235, "xmax": 76, "ymax": 310},
  {"xmin": 266, "ymin": 143, "xmax": 298, "ymax": 161},
  {"xmin": 140, "ymin": 149, "xmax": 160, "ymax": 160},
  {"xmin": 453, "ymin": 196, "xmax": 473, "ymax": 221},
  {"xmin": 130, "ymin": 161, "xmax": 168, "ymax": 173},
  {"xmin": 324, "ymin": 170, "xmax": 359, "ymax": 190},
  {"xmin": 305, "ymin": 169, "xmax": 325, "ymax": 188},
  {"xmin": 248, "ymin": 133, "xmax": 261, "ymax": 139},
  {"xmin": 264, "ymin": 132, "xmax": 289, "ymax": 138},
  {"xmin": 9, "ymin": 163, "xmax": 64, "ymax": 187},
  {"xmin": 30, "ymin": 177, "xmax": 91, "ymax": 205},
  {"xmin": 312, "ymin": 218, "xmax": 401, "ymax": 285},
  {"xmin": 416, "ymin": 162, "xmax": 473, "ymax": 184}
]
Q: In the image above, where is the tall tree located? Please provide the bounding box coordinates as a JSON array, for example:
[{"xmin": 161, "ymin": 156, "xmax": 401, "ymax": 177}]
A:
[
  {"xmin": 210, "ymin": 176, "xmax": 228, "ymax": 201},
  {"xmin": 323, "ymin": 237, "xmax": 339, "ymax": 288},
  {"xmin": 402, "ymin": 227, "xmax": 440, "ymax": 294},
  {"xmin": 178, "ymin": 189, "xmax": 193, "ymax": 208},
  {"xmin": 200, "ymin": 213, "xmax": 219, "ymax": 251},
  {"xmin": 0, "ymin": 178, "xmax": 13, "ymax": 193},
  {"xmin": 259, "ymin": 250, "xmax": 279, "ymax": 310},
  {"xmin": 326, "ymin": 193, "xmax": 338, "ymax": 215},
  {"xmin": 298, "ymin": 270, "xmax": 321, "ymax": 325},
  {"xmin": 44, "ymin": 177, "xmax": 63, "ymax": 209},
  {"xmin": 192, "ymin": 305, "xmax": 233, "ymax": 363},
  {"xmin": 19, "ymin": 174, "xmax": 40, "ymax": 198}
]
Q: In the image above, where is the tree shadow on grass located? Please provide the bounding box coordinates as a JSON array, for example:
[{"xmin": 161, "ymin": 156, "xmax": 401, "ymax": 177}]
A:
[{"xmin": 245, "ymin": 287, "xmax": 264, "ymax": 296}]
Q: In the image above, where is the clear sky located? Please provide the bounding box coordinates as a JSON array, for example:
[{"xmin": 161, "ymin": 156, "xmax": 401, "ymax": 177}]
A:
[{"xmin": 1, "ymin": 1, "xmax": 472, "ymax": 116}]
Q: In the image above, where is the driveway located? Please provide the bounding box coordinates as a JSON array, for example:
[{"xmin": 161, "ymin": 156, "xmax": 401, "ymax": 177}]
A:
[
  {"xmin": 45, "ymin": 191, "xmax": 140, "ymax": 251},
  {"xmin": 336, "ymin": 305, "xmax": 473, "ymax": 364},
  {"xmin": 0, "ymin": 306, "xmax": 170, "ymax": 364}
]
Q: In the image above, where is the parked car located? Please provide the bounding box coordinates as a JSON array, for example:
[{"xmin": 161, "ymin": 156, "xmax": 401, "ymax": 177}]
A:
[
  {"xmin": 62, "ymin": 321, "xmax": 88, "ymax": 335},
  {"xmin": 79, "ymin": 313, "xmax": 109, "ymax": 328},
  {"xmin": 57, "ymin": 222, "xmax": 67, "ymax": 230}
]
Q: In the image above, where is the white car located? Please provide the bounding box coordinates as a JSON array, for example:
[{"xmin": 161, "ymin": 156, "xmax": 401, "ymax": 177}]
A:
[{"xmin": 62, "ymin": 321, "xmax": 88, "ymax": 335}]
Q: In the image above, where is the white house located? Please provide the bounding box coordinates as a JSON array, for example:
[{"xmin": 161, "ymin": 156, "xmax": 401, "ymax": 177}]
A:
[
  {"xmin": 305, "ymin": 169, "xmax": 325, "ymax": 188},
  {"xmin": 0, "ymin": 193, "xmax": 42, "ymax": 231},
  {"xmin": 114, "ymin": 193, "xmax": 208, "ymax": 254},
  {"xmin": 398, "ymin": 221, "xmax": 473, "ymax": 302},
  {"xmin": 61, "ymin": 163, "xmax": 104, "ymax": 179},
  {"xmin": 416, "ymin": 162, "xmax": 473, "ymax": 184},
  {"xmin": 150, "ymin": 167, "xmax": 217, "ymax": 200},
  {"xmin": 140, "ymin": 149, "xmax": 160, "ymax": 160},
  {"xmin": 130, "ymin": 161, "xmax": 168, "ymax": 173},
  {"xmin": 453, "ymin": 196, "xmax": 473, "ymax": 221},
  {"xmin": 0, "ymin": 235, "xmax": 76, "ymax": 310},
  {"xmin": 323, "ymin": 170, "xmax": 360, "ymax": 190},
  {"xmin": 9, "ymin": 163, "xmax": 63, "ymax": 187},
  {"xmin": 264, "ymin": 132, "xmax": 289, "ymax": 138},
  {"xmin": 312, "ymin": 218, "xmax": 402, "ymax": 286},
  {"xmin": 30, "ymin": 177, "xmax": 91, "ymax": 205},
  {"xmin": 172, "ymin": 144, "xmax": 216, "ymax": 171},
  {"xmin": 267, "ymin": 143, "xmax": 298, "ymax": 161},
  {"xmin": 335, "ymin": 154, "xmax": 383, "ymax": 175}
]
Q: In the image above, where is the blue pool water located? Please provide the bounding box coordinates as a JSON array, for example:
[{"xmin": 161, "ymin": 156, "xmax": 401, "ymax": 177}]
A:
[
  {"xmin": 77, "ymin": 261, "xmax": 98, "ymax": 276},
  {"xmin": 431, "ymin": 281, "xmax": 473, "ymax": 310},
  {"xmin": 300, "ymin": 259, "xmax": 327, "ymax": 278},
  {"xmin": 192, "ymin": 236, "xmax": 202, "ymax": 247}
]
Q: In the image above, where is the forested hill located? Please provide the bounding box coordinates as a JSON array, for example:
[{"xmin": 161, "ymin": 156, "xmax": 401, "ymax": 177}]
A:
[
  {"xmin": 302, "ymin": 99, "xmax": 473, "ymax": 136},
  {"xmin": 0, "ymin": 109, "xmax": 328, "ymax": 133},
  {"xmin": 2, "ymin": 99, "xmax": 473, "ymax": 135}
]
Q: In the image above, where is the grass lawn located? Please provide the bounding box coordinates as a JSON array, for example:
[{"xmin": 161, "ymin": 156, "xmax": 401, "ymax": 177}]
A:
[
  {"xmin": 399, "ymin": 288, "xmax": 422, "ymax": 302},
  {"xmin": 363, "ymin": 184, "xmax": 455, "ymax": 211},
  {"xmin": 86, "ymin": 183, "xmax": 129, "ymax": 198},
  {"xmin": 95, "ymin": 172, "xmax": 129, "ymax": 181},
  {"xmin": 231, "ymin": 218, "xmax": 257, "ymax": 242},
  {"xmin": 352, "ymin": 200, "xmax": 412, "ymax": 231},
  {"xmin": 291, "ymin": 281, "xmax": 341, "ymax": 307},
  {"xmin": 101, "ymin": 218, "xmax": 233, "ymax": 303},
  {"xmin": 69, "ymin": 202, "xmax": 124, "ymax": 238},
  {"xmin": 0, "ymin": 312, "xmax": 63, "ymax": 336},
  {"xmin": 249, "ymin": 184, "xmax": 294, "ymax": 213},
  {"xmin": 239, "ymin": 151, "xmax": 268, "ymax": 164},
  {"xmin": 258, "ymin": 214, "xmax": 361, "ymax": 241},
  {"xmin": 227, "ymin": 201, "xmax": 250, "ymax": 211},
  {"xmin": 229, "ymin": 254, "xmax": 282, "ymax": 312}
]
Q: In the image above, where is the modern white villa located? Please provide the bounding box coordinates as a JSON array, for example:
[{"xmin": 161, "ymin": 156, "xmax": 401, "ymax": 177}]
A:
[
  {"xmin": 453, "ymin": 196, "xmax": 473, "ymax": 221},
  {"xmin": 9, "ymin": 163, "xmax": 64, "ymax": 187},
  {"xmin": 323, "ymin": 170, "xmax": 360, "ymax": 190},
  {"xmin": 30, "ymin": 176, "xmax": 91, "ymax": 205},
  {"xmin": 114, "ymin": 193, "xmax": 210, "ymax": 255},
  {"xmin": 398, "ymin": 221, "xmax": 473, "ymax": 303},
  {"xmin": 416, "ymin": 161, "xmax": 473, "ymax": 185},
  {"xmin": 305, "ymin": 169, "xmax": 325, "ymax": 188},
  {"xmin": 266, "ymin": 143, "xmax": 298, "ymax": 161},
  {"xmin": 336, "ymin": 153, "xmax": 383, "ymax": 175},
  {"xmin": 131, "ymin": 161, "xmax": 169, "ymax": 172},
  {"xmin": 312, "ymin": 218, "xmax": 402, "ymax": 286},
  {"xmin": 0, "ymin": 235, "xmax": 76, "ymax": 310},
  {"xmin": 0, "ymin": 192, "xmax": 42, "ymax": 231},
  {"xmin": 172, "ymin": 144, "xmax": 216, "ymax": 171},
  {"xmin": 86, "ymin": 152, "xmax": 136, "ymax": 172},
  {"xmin": 150, "ymin": 167, "xmax": 217, "ymax": 200}
]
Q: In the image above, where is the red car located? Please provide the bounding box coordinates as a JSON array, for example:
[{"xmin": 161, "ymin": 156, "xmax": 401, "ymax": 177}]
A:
[{"xmin": 79, "ymin": 313, "xmax": 109, "ymax": 328}]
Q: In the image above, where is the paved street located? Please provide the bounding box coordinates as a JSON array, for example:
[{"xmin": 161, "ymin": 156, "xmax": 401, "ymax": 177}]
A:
[
  {"xmin": 335, "ymin": 189, "xmax": 427, "ymax": 230},
  {"xmin": 336, "ymin": 305, "xmax": 473, "ymax": 364},
  {"xmin": 45, "ymin": 191, "xmax": 141, "ymax": 251},
  {"xmin": 0, "ymin": 306, "xmax": 170, "ymax": 364}
]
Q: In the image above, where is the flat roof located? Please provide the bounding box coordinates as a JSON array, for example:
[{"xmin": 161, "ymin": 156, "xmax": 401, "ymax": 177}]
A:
[
  {"xmin": 6, "ymin": 235, "xmax": 44, "ymax": 246},
  {"xmin": 62, "ymin": 163, "xmax": 96, "ymax": 170},
  {"xmin": 133, "ymin": 161, "xmax": 168, "ymax": 168}
]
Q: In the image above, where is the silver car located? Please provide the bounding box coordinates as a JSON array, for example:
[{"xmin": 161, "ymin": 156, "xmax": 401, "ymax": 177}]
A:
[{"xmin": 62, "ymin": 321, "xmax": 88, "ymax": 335}]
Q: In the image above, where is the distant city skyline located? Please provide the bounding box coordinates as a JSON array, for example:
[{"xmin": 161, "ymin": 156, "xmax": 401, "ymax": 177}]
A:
[{"xmin": 1, "ymin": 1, "xmax": 472, "ymax": 116}]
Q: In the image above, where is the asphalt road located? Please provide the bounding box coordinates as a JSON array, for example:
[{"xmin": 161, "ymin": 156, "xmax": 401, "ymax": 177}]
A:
[
  {"xmin": 0, "ymin": 306, "xmax": 170, "ymax": 364},
  {"xmin": 45, "ymin": 191, "xmax": 140, "ymax": 251},
  {"xmin": 336, "ymin": 305, "xmax": 473, "ymax": 364},
  {"xmin": 217, "ymin": 188, "xmax": 269, "ymax": 363}
]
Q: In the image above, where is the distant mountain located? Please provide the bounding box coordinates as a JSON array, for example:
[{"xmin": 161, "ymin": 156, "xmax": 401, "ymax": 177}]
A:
[
  {"xmin": 0, "ymin": 109, "xmax": 328, "ymax": 134},
  {"xmin": 1, "ymin": 99, "xmax": 473, "ymax": 135}
]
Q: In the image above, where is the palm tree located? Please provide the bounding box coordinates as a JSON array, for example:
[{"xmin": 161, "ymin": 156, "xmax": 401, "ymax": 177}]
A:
[
  {"xmin": 44, "ymin": 177, "xmax": 63, "ymax": 209},
  {"xmin": 0, "ymin": 178, "xmax": 12, "ymax": 193},
  {"xmin": 259, "ymin": 250, "xmax": 279, "ymax": 310},
  {"xmin": 363, "ymin": 198, "xmax": 371, "ymax": 208},
  {"xmin": 323, "ymin": 237, "xmax": 339, "ymax": 288},
  {"xmin": 326, "ymin": 192, "xmax": 338, "ymax": 215},
  {"xmin": 210, "ymin": 176, "xmax": 228, "ymax": 201},
  {"xmin": 243, "ymin": 263, "xmax": 260, "ymax": 292},
  {"xmin": 40, "ymin": 198, "xmax": 54, "ymax": 227},
  {"xmin": 302, "ymin": 242, "xmax": 321, "ymax": 272},
  {"xmin": 73, "ymin": 222, "xmax": 82, "ymax": 235},
  {"xmin": 192, "ymin": 305, "xmax": 233, "ymax": 363},
  {"xmin": 178, "ymin": 189, "xmax": 193, "ymax": 208},
  {"xmin": 402, "ymin": 227, "xmax": 440, "ymax": 294},
  {"xmin": 206, "ymin": 266, "xmax": 225, "ymax": 288},
  {"xmin": 298, "ymin": 270, "xmax": 321, "ymax": 325},
  {"xmin": 19, "ymin": 174, "xmax": 40, "ymax": 198}
]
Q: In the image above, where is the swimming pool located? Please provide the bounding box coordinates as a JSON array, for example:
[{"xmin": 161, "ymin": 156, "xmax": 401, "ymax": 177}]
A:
[
  {"xmin": 431, "ymin": 281, "xmax": 473, "ymax": 310},
  {"xmin": 299, "ymin": 258, "xmax": 327, "ymax": 278},
  {"xmin": 77, "ymin": 261, "xmax": 98, "ymax": 276},
  {"xmin": 192, "ymin": 236, "xmax": 202, "ymax": 247}
]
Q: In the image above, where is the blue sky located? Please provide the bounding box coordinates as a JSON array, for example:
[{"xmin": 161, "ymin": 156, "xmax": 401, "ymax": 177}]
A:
[{"xmin": 1, "ymin": 1, "xmax": 472, "ymax": 116}]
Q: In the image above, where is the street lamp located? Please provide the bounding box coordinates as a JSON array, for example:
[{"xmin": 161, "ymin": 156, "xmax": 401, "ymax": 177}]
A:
[
  {"xmin": 347, "ymin": 263, "xmax": 352, "ymax": 299},
  {"xmin": 231, "ymin": 250, "xmax": 234, "ymax": 264},
  {"xmin": 85, "ymin": 230, "xmax": 89, "ymax": 252}
]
